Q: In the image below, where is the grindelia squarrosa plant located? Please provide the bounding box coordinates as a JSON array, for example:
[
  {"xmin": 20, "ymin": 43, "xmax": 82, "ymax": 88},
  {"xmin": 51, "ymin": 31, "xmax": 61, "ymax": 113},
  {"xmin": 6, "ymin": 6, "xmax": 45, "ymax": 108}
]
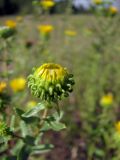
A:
[{"xmin": 0, "ymin": 63, "xmax": 74, "ymax": 159}]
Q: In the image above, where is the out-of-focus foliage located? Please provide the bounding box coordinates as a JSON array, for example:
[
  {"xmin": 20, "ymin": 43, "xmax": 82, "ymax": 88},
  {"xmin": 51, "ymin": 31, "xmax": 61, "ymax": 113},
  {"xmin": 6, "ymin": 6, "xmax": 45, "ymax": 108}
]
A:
[{"xmin": 0, "ymin": 0, "xmax": 120, "ymax": 159}]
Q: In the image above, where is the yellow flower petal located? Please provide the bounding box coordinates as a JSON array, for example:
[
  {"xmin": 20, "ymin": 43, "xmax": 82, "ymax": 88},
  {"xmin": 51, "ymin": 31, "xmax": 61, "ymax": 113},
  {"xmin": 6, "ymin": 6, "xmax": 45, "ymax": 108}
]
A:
[
  {"xmin": 38, "ymin": 25, "xmax": 53, "ymax": 34},
  {"xmin": 40, "ymin": 0, "xmax": 55, "ymax": 9},
  {"xmin": 100, "ymin": 93, "xmax": 113, "ymax": 107},
  {"xmin": 10, "ymin": 77, "xmax": 26, "ymax": 92},
  {"xmin": 65, "ymin": 30, "xmax": 77, "ymax": 36},
  {"xmin": 0, "ymin": 82, "xmax": 7, "ymax": 93},
  {"xmin": 5, "ymin": 20, "xmax": 17, "ymax": 29}
]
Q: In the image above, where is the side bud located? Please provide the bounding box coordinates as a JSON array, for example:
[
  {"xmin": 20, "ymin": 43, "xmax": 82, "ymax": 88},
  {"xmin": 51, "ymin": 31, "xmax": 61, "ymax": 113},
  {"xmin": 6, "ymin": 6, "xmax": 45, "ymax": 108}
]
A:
[{"xmin": 0, "ymin": 121, "xmax": 11, "ymax": 137}]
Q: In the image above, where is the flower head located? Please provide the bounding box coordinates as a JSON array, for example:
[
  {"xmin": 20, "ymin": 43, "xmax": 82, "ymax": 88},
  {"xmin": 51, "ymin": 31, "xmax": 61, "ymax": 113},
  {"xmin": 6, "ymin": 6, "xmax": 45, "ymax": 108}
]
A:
[
  {"xmin": 40, "ymin": 0, "xmax": 55, "ymax": 10},
  {"xmin": 5, "ymin": 20, "xmax": 17, "ymax": 29},
  {"xmin": 28, "ymin": 63, "xmax": 75, "ymax": 102},
  {"xmin": 27, "ymin": 101, "xmax": 37, "ymax": 107},
  {"xmin": 38, "ymin": 25, "xmax": 53, "ymax": 35},
  {"xmin": 10, "ymin": 77, "xmax": 26, "ymax": 92},
  {"xmin": 100, "ymin": 93, "xmax": 113, "ymax": 107},
  {"xmin": 109, "ymin": 6, "xmax": 118, "ymax": 15},
  {"xmin": 26, "ymin": 101, "xmax": 37, "ymax": 110},
  {"xmin": 0, "ymin": 82, "xmax": 7, "ymax": 93},
  {"xmin": 0, "ymin": 121, "xmax": 10, "ymax": 136},
  {"xmin": 65, "ymin": 30, "xmax": 77, "ymax": 37},
  {"xmin": 93, "ymin": 0, "xmax": 103, "ymax": 5}
]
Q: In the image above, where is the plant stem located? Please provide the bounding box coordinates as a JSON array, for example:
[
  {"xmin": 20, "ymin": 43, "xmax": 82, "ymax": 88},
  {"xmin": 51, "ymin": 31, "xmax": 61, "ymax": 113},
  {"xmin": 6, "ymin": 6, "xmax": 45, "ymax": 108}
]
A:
[{"xmin": 40, "ymin": 109, "xmax": 48, "ymax": 126}]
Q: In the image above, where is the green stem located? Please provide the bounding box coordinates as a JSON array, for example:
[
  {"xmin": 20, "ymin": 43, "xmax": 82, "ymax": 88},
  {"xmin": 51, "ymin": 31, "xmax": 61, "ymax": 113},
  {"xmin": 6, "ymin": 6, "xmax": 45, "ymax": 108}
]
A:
[{"xmin": 40, "ymin": 109, "xmax": 48, "ymax": 126}]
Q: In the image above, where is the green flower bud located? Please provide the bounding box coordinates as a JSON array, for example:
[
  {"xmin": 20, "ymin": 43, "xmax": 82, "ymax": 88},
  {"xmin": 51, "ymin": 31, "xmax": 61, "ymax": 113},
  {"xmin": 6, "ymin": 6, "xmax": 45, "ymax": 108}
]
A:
[
  {"xmin": 28, "ymin": 63, "xmax": 75, "ymax": 102},
  {"xmin": 0, "ymin": 26, "xmax": 16, "ymax": 39},
  {"xmin": 0, "ymin": 121, "xmax": 10, "ymax": 137}
]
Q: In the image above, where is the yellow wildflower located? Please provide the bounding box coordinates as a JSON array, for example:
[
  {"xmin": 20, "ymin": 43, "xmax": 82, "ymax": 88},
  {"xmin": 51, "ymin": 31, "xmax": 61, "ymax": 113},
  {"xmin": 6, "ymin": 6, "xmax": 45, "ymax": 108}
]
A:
[
  {"xmin": 10, "ymin": 77, "xmax": 26, "ymax": 92},
  {"xmin": 93, "ymin": 0, "xmax": 103, "ymax": 5},
  {"xmin": 28, "ymin": 63, "xmax": 75, "ymax": 102},
  {"xmin": 0, "ymin": 82, "xmax": 7, "ymax": 93},
  {"xmin": 65, "ymin": 30, "xmax": 77, "ymax": 36},
  {"xmin": 100, "ymin": 93, "xmax": 113, "ymax": 107},
  {"xmin": 115, "ymin": 121, "xmax": 120, "ymax": 134},
  {"xmin": 27, "ymin": 101, "xmax": 37, "ymax": 108},
  {"xmin": 40, "ymin": 0, "xmax": 55, "ymax": 10},
  {"xmin": 38, "ymin": 25, "xmax": 53, "ymax": 35},
  {"xmin": 26, "ymin": 101, "xmax": 37, "ymax": 110},
  {"xmin": 5, "ymin": 20, "xmax": 17, "ymax": 29},
  {"xmin": 109, "ymin": 6, "xmax": 118, "ymax": 15}
]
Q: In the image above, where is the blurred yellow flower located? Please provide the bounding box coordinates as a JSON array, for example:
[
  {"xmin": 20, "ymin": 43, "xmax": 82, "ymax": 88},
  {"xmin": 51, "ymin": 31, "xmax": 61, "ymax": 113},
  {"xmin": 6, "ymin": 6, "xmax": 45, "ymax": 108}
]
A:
[
  {"xmin": 38, "ymin": 25, "xmax": 53, "ymax": 34},
  {"xmin": 40, "ymin": 0, "xmax": 55, "ymax": 10},
  {"xmin": 65, "ymin": 30, "xmax": 77, "ymax": 36},
  {"xmin": 26, "ymin": 101, "xmax": 37, "ymax": 110},
  {"xmin": 0, "ymin": 82, "xmax": 7, "ymax": 93},
  {"xmin": 5, "ymin": 20, "xmax": 17, "ymax": 29},
  {"xmin": 115, "ymin": 121, "xmax": 120, "ymax": 134},
  {"xmin": 100, "ymin": 93, "xmax": 113, "ymax": 107},
  {"xmin": 109, "ymin": 6, "xmax": 118, "ymax": 15},
  {"xmin": 93, "ymin": 0, "xmax": 103, "ymax": 5},
  {"xmin": 10, "ymin": 77, "xmax": 26, "ymax": 92}
]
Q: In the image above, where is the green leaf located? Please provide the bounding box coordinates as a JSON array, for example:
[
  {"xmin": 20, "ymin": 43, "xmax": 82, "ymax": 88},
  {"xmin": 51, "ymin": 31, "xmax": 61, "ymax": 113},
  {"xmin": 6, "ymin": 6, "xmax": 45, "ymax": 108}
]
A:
[
  {"xmin": 53, "ymin": 111, "xmax": 64, "ymax": 122},
  {"xmin": 15, "ymin": 108, "xmax": 24, "ymax": 117},
  {"xmin": 11, "ymin": 141, "xmax": 24, "ymax": 155},
  {"xmin": 10, "ymin": 115, "xmax": 15, "ymax": 131},
  {"xmin": 20, "ymin": 121, "xmax": 28, "ymax": 137},
  {"xmin": 95, "ymin": 149, "xmax": 105, "ymax": 157},
  {"xmin": 40, "ymin": 122, "xmax": 51, "ymax": 131},
  {"xmin": 22, "ymin": 103, "xmax": 45, "ymax": 118},
  {"xmin": 5, "ymin": 156, "xmax": 17, "ymax": 160},
  {"xmin": 35, "ymin": 133, "xmax": 43, "ymax": 145},
  {"xmin": 41, "ymin": 111, "xmax": 66, "ymax": 132},
  {"xmin": 50, "ymin": 121, "xmax": 66, "ymax": 131},
  {"xmin": 0, "ymin": 136, "xmax": 5, "ymax": 144},
  {"xmin": 31, "ymin": 144, "xmax": 54, "ymax": 154},
  {"xmin": 41, "ymin": 121, "xmax": 66, "ymax": 132},
  {"xmin": 17, "ymin": 145, "xmax": 31, "ymax": 160},
  {"xmin": 15, "ymin": 108, "xmax": 40, "ymax": 124},
  {"xmin": 23, "ymin": 136, "xmax": 35, "ymax": 146}
]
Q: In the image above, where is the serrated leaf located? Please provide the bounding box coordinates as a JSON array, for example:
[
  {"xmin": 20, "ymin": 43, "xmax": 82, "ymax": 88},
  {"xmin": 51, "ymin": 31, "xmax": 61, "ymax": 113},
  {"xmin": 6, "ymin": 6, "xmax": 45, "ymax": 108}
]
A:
[{"xmin": 22, "ymin": 103, "xmax": 45, "ymax": 118}]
